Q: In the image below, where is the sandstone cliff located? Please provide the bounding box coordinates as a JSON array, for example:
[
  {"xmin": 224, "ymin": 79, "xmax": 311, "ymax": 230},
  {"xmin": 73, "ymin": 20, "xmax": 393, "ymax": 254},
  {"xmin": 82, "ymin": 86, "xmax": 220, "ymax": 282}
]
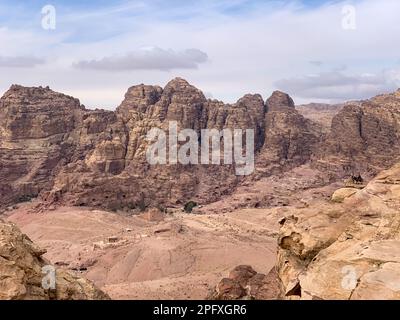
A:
[
  {"xmin": 276, "ymin": 162, "xmax": 400, "ymax": 299},
  {"xmin": 296, "ymin": 103, "xmax": 344, "ymax": 132},
  {"xmin": 1, "ymin": 80, "xmax": 399, "ymax": 212},
  {"xmin": 0, "ymin": 79, "xmax": 321, "ymax": 211},
  {"xmin": 2, "ymin": 80, "xmax": 400, "ymax": 301},
  {"xmin": 314, "ymin": 89, "xmax": 400, "ymax": 177}
]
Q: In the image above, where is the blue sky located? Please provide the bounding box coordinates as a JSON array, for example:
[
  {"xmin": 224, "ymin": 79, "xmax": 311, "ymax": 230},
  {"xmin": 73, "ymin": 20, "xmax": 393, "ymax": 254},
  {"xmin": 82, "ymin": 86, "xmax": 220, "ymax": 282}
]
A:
[{"xmin": 0, "ymin": 0, "xmax": 399, "ymax": 108}]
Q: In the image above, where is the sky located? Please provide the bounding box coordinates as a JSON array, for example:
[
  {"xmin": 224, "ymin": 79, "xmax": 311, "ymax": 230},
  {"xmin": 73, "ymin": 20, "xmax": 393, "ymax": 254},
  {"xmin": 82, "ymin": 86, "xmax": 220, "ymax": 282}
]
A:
[{"xmin": 0, "ymin": 0, "xmax": 400, "ymax": 109}]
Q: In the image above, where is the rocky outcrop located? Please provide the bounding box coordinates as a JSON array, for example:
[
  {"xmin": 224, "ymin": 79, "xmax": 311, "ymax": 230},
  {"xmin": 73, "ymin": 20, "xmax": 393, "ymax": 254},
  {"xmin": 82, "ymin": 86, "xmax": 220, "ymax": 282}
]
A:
[
  {"xmin": 209, "ymin": 265, "xmax": 280, "ymax": 300},
  {"xmin": 0, "ymin": 85, "xmax": 82, "ymax": 207},
  {"xmin": 2, "ymin": 80, "xmax": 398, "ymax": 212},
  {"xmin": 0, "ymin": 219, "xmax": 109, "ymax": 300},
  {"xmin": 296, "ymin": 103, "xmax": 344, "ymax": 132},
  {"xmin": 255, "ymin": 91, "xmax": 321, "ymax": 177},
  {"xmin": 0, "ymin": 85, "xmax": 125, "ymax": 208},
  {"xmin": 0, "ymin": 79, "xmax": 322, "ymax": 211},
  {"xmin": 276, "ymin": 162, "xmax": 400, "ymax": 300},
  {"xmin": 314, "ymin": 89, "xmax": 400, "ymax": 177},
  {"xmin": 331, "ymin": 187, "xmax": 358, "ymax": 203}
]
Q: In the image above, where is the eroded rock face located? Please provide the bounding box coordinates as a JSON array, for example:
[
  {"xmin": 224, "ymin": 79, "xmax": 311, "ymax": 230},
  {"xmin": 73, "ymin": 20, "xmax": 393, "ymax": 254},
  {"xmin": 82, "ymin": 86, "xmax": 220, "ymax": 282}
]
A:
[
  {"xmin": 0, "ymin": 219, "xmax": 109, "ymax": 300},
  {"xmin": 209, "ymin": 265, "xmax": 280, "ymax": 300},
  {"xmin": 0, "ymin": 85, "xmax": 82, "ymax": 206},
  {"xmin": 296, "ymin": 103, "xmax": 344, "ymax": 133},
  {"xmin": 276, "ymin": 162, "xmax": 400, "ymax": 300},
  {"xmin": 314, "ymin": 89, "xmax": 400, "ymax": 176},
  {"xmin": 0, "ymin": 85, "xmax": 128, "ymax": 208},
  {"xmin": 266, "ymin": 91, "xmax": 295, "ymax": 111},
  {"xmin": 2, "ymin": 80, "xmax": 398, "ymax": 212},
  {"xmin": 0, "ymin": 79, "xmax": 322, "ymax": 211},
  {"xmin": 257, "ymin": 92, "xmax": 321, "ymax": 176},
  {"xmin": 331, "ymin": 187, "xmax": 358, "ymax": 203}
]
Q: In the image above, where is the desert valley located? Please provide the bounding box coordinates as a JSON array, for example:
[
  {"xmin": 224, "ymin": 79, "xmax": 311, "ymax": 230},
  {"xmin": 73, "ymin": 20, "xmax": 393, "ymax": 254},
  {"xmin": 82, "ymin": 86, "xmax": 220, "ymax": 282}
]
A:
[{"xmin": 1, "ymin": 78, "xmax": 400, "ymax": 300}]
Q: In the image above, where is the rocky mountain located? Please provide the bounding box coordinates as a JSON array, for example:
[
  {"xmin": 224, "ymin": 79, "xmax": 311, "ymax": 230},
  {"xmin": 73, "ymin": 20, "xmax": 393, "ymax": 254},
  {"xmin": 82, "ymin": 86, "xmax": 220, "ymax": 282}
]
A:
[
  {"xmin": 1, "ymin": 80, "xmax": 400, "ymax": 213},
  {"xmin": 2, "ymin": 80, "xmax": 400, "ymax": 301},
  {"xmin": 0, "ymin": 78, "xmax": 322, "ymax": 211},
  {"xmin": 309, "ymin": 90, "xmax": 400, "ymax": 182},
  {"xmin": 0, "ymin": 219, "xmax": 109, "ymax": 300},
  {"xmin": 255, "ymin": 91, "xmax": 321, "ymax": 177},
  {"xmin": 2, "ymin": 79, "xmax": 400, "ymax": 213},
  {"xmin": 296, "ymin": 103, "xmax": 344, "ymax": 132}
]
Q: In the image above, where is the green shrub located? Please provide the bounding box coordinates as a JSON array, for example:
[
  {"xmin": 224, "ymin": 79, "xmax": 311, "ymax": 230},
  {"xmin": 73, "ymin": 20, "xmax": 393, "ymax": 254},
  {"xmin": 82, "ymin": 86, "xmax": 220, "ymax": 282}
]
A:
[
  {"xmin": 184, "ymin": 201, "xmax": 198, "ymax": 213},
  {"xmin": 17, "ymin": 195, "xmax": 32, "ymax": 203}
]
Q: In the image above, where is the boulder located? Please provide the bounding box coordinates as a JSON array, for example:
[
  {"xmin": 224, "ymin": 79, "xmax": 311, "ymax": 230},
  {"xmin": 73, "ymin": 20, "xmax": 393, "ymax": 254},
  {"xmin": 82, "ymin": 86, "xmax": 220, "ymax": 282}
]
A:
[
  {"xmin": 209, "ymin": 265, "xmax": 280, "ymax": 300},
  {"xmin": 331, "ymin": 188, "xmax": 358, "ymax": 203}
]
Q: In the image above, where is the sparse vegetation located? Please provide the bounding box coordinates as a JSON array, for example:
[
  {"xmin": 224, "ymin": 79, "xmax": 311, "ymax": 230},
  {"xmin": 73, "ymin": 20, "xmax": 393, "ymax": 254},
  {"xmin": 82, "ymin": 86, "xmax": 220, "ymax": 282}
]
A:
[
  {"xmin": 184, "ymin": 201, "xmax": 198, "ymax": 213},
  {"xmin": 16, "ymin": 195, "xmax": 33, "ymax": 203}
]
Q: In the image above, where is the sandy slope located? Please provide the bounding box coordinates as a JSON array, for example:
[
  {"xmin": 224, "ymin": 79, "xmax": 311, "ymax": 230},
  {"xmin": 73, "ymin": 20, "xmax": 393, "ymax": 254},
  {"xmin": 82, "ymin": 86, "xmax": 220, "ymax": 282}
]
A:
[{"xmin": 6, "ymin": 204, "xmax": 279, "ymax": 299}]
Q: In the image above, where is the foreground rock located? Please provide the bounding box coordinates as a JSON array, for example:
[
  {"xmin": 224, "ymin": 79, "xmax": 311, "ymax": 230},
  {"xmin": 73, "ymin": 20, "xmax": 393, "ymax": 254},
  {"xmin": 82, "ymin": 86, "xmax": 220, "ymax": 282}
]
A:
[
  {"xmin": 0, "ymin": 219, "xmax": 109, "ymax": 300},
  {"xmin": 276, "ymin": 162, "xmax": 400, "ymax": 300},
  {"xmin": 331, "ymin": 187, "xmax": 358, "ymax": 203},
  {"xmin": 209, "ymin": 265, "xmax": 280, "ymax": 300}
]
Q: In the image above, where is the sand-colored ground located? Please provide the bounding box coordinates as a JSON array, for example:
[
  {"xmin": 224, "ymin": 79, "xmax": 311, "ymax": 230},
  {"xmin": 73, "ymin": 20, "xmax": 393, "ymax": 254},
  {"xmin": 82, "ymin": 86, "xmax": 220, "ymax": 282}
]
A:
[
  {"xmin": 6, "ymin": 204, "xmax": 280, "ymax": 299},
  {"xmin": 201, "ymin": 164, "xmax": 342, "ymax": 214}
]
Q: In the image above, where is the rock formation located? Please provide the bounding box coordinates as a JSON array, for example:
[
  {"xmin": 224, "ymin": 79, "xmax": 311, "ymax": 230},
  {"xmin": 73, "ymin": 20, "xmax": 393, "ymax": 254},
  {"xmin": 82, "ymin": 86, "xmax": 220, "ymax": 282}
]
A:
[
  {"xmin": 276, "ymin": 162, "xmax": 400, "ymax": 299},
  {"xmin": 208, "ymin": 265, "xmax": 280, "ymax": 300},
  {"xmin": 1, "ymin": 81, "xmax": 399, "ymax": 211},
  {"xmin": 0, "ymin": 79, "xmax": 322, "ymax": 211},
  {"xmin": 0, "ymin": 85, "xmax": 122, "ymax": 208},
  {"xmin": 314, "ymin": 89, "xmax": 400, "ymax": 177},
  {"xmin": 255, "ymin": 91, "xmax": 322, "ymax": 177},
  {"xmin": 2, "ymin": 80, "xmax": 400, "ymax": 300},
  {"xmin": 296, "ymin": 103, "xmax": 344, "ymax": 132},
  {"xmin": 0, "ymin": 219, "xmax": 109, "ymax": 300}
]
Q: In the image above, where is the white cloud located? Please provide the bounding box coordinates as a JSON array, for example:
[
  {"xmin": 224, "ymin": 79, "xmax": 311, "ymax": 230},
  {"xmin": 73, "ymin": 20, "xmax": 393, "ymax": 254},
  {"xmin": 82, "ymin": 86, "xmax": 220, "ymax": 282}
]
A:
[
  {"xmin": 1, "ymin": 0, "xmax": 400, "ymax": 108},
  {"xmin": 0, "ymin": 56, "xmax": 45, "ymax": 68},
  {"xmin": 74, "ymin": 47, "xmax": 208, "ymax": 71},
  {"xmin": 275, "ymin": 70, "xmax": 400, "ymax": 100}
]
